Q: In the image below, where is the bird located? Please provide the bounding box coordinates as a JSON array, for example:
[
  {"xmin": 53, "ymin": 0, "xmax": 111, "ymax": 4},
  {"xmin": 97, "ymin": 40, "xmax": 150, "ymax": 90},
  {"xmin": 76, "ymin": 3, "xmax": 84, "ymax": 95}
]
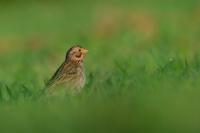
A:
[{"xmin": 46, "ymin": 45, "xmax": 88, "ymax": 94}]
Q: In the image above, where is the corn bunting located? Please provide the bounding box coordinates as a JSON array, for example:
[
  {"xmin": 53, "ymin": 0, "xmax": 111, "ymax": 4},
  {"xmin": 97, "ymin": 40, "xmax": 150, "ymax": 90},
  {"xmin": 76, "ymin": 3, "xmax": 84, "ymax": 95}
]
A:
[{"xmin": 46, "ymin": 45, "xmax": 88, "ymax": 93}]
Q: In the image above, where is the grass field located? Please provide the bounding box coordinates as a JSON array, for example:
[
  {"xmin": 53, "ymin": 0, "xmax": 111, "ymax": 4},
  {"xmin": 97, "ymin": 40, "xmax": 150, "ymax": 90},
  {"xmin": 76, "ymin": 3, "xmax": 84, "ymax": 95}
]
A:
[{"xmin": 0, "ymin": 0, "xmax": 200, "ymax": 132}]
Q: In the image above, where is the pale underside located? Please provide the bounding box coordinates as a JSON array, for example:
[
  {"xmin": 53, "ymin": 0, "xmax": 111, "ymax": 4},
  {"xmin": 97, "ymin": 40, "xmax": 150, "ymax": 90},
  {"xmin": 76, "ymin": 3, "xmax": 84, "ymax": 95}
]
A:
[{"xmin": 47, "ymin": 62, "xmax": 86, "ymax": 95}]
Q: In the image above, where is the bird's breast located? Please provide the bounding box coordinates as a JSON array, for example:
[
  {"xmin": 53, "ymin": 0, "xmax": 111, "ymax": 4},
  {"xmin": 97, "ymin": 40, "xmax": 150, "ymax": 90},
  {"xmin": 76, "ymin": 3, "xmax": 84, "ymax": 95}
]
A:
[{"xmin": 63, "ymin": 65, "xmax": 85, "ymax": 90}]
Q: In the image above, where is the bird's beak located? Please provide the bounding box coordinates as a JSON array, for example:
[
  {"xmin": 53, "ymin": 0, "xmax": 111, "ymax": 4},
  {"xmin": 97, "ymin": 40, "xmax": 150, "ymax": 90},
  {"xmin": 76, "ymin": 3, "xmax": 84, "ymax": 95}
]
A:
[{"xmin": 81, "ymin": 48, "xmax": 88, "ymax": 54}]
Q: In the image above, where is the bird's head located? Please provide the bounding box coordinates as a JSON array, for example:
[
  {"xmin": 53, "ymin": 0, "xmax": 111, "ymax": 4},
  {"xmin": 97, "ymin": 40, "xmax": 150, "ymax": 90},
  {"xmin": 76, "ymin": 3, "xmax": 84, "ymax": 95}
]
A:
[{"xmin": 65, "ymin": 45, "xmax": 88, "ymax": 63}]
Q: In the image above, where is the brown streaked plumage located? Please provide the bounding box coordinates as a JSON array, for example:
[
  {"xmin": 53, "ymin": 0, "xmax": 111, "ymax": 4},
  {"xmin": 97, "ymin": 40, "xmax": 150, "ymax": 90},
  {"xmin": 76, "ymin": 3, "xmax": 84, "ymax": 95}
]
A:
[{"xmin": 46, "ymin": 45, "xmax": 88, "ymax": 93}]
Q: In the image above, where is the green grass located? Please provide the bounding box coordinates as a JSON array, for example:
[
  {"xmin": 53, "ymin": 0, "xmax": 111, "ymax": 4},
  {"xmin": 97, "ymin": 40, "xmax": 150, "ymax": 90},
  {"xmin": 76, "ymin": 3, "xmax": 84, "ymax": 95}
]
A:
[{"xmin": 0, "ymin": 0, "xmax": 200, "ymax": 133}]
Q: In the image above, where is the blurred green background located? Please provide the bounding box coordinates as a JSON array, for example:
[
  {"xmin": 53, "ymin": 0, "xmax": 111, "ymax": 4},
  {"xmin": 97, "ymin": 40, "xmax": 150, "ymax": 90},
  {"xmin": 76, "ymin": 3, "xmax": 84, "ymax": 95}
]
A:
[{"xmin": 0, "ymin": 0, "xmax": 200, "ymax": 133}]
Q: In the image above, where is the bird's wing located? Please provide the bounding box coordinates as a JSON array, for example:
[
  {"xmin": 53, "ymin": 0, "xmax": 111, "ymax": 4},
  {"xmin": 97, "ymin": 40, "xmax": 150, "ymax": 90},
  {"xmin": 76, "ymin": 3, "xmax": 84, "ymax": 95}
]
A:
[
  {"xmin": 46, "ymin": 62, "xmax": 78, "ymax": 88},
  {"xmin": 46, "ymin": 62, "xmax": 66, "ymax": 88}
]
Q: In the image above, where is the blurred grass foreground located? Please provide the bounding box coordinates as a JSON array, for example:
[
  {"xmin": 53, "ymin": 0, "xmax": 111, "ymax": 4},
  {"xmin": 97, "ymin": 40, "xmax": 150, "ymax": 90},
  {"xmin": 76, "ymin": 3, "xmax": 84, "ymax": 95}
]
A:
[{"xmin": 0, "ymin": 0, "xmax": 200, "ymax": 133}]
